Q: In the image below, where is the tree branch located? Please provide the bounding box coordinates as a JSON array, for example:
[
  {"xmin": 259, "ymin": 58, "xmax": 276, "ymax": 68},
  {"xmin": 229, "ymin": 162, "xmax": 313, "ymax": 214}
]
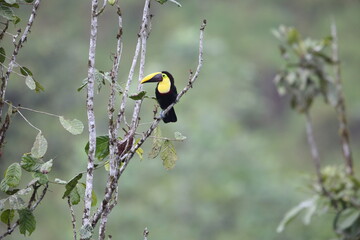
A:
[
  {"xmin": 68, "ymin": 197, "xmax": 78, "ymax": 240},
  {"xmin": 304, "ymin": 112, "xmax": 338, "ymax": 209},
  {"xmin": 330, "ymin": 21, "xmax": 353, "ymax": 175},
  {"xmin": 0, "ymin": 0, "xmax": 41, "ymax": 121},
  {"xmin": 82, "ymin": 0, "xmax": 99, "ymax": 230},
  {"xmin": 98, "ymin": 5, "xmax": 124, "ymax": 240}
]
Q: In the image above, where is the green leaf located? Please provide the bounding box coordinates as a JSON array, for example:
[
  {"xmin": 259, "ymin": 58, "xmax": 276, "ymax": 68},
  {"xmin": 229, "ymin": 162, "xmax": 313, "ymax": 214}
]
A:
[
  {"xmin": 69, "ymin": 185, "xmax": 80, "ymax": 205},
  {"xmin": 0, "ymin": 5, "xmax": 15, "ymax": 21},
  {"xmin": 167, "ymin": 0, "xmax": 182, "ymax": 7},
  {"xmin": 13, "ymin": 15, "xmax": 20, "ymax": 24},
  {"xmin": 77, "ymin": 81, "xmax": 87, "ymax": 92},
  {"xmin": 148, "ymin": 127, "xmax": 163, "ymax": 159},
  {"xmin": 34, "ymin": 80, "xmax": 44, "ymax": 93},
  {"xmin": 3, "ymin": 163, "xmax": 22, "ymax": 188},
  {"xmin": 277, "ymin": 197, "xmax": 317, "ymax": 233},
  {"xmin": 85, "ymin": 136, "xmax": 109, "ymax": 161},
  {"xmin": 337, "ymin": 208, "xmax": 360, "ymax": 231},
  {"xmin": 54, "ymin": 178, "xmax": 67, "ymax": 185},
  {"xmin": 33, "ymin": 172, "xmax": 48, "ymax": 185},
  {"xmin": 91, "ymin": 190, "xmax": 97, "ymax": 207},
  {"xmin": 59, "ymin": 116, "xmax": 84, "ymax": 135},
  {"xmin": 62, "ymin": 173, "xmax": 83, "ymax": 199},
  {"xmin": 0, "ymin": 47, "xmax": 5, "ymax": 63},
  {"xmin": 5, "ymin": 0, "xmax": 16, "ymax": 4},
  {"xmin": 20, "ymin": 66, "xmax": 33, "ymax": 76},
  {"xmin": 129, "ymin": 90, "xmax": 147, "ymax": 100},
  {"xmin": 155, "ymin": 0, "xmax": 182, "ymax": 6},
  {"xmin": 287, "ymin": 27, "xmax": 300, "ymax": 45},
  {"xmin": 104, "ymin": 161, "xmax": 110, "ymax": 171},
  {"xmin": 1, "ymin": 209, "xmax": 15, "ymax": 225},
  {"xmin": 25, "ymin": 76, "xmax": 36, "ymax": 90},
  {"xmin": 0, "ymin": 179, "xmax": 9, "ymax": 192},
  {"xmin": 21, "ymin": 154, "xmax": 43, "ymax": 172},
  {"xmin": 39, "ymin": 159, "xmax": 53, "ymax": 174},
  {"xmin": 174, "ymin": 131, "xmax": 187, "ymax": 141},
  {"xmin": 161, "ymin": 140, "xmax": 177, "ymax": 170},
  {"xmin": 18, "ymin": 209, "xmax": 36, "ymax": 236},
  {"xmin": 31, "ymin": 132, "xmax": 47, "ymax": 158},
  {"xmin": 134, "ymin": 138, "xmax": 144, "ymax": 160},
  {"xmin": 80, "ymin": 223, "xmax": 93, "ymax": 240}
]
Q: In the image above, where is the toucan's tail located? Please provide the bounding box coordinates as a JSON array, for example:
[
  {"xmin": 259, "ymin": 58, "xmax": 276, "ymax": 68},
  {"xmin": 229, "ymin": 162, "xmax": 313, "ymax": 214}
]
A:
[{"xmin": 163, "ymin": 107, "xmax": 177, "ymax": 123}]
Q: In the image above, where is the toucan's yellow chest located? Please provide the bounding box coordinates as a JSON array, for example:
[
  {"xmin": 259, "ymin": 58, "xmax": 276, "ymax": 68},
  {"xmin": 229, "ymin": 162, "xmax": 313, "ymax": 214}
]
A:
[{"xmin": 157, "ymin": 77, "xmax": 171, "ymax": 94}]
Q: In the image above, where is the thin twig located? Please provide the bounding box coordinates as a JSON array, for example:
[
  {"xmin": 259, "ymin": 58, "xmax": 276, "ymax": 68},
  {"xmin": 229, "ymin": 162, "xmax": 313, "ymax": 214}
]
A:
[
  {"xmin": 16, "ymin": 109, "xmax": 42, "ymax": 132},
  {"xmin": 82, "ymin": 0, "xmax": 99, "ymax": 230},
  {"xmin": 15, "ymin": 105, "xmax": 60, "ymax": 118},
  {"xmin": 0, "ymin": 0, "xmax": 41, "ymax": 121},
  {"xmin": 95, "ymin": 0, "xmax": 107, "ymax": 16},
  {"xmin": 143, "ymin": 228, "xmax": 149, "ymax": 240},
  {"xmin": 0, "ymin": 20, "xmax": 9, "ymax": 40},
  {"xmin": 68, "ymin": 197, "xmax": 78, "ymax": 240},
  {"xmin": 99, "ymin": 5, "xmax": 124, "ymax": 239},
  {"xmin": 305, "ymin": 111, "xmax": 338, "ymax": 209},
  {"xmin": 330, "ymin": 21, "xmax": 353, "ymax": 175}
]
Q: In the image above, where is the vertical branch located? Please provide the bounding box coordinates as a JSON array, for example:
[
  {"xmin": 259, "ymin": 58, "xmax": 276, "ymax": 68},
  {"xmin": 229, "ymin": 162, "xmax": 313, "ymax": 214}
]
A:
[
  {"xmin": 108, "ymin": 5, "xmax": 123, "ymax": 183},
  {"xmin": 143, "ymin": 228, "xmax": 149, "ymax": 240},
  {"xmin": 82, "ymin": 0, "xmax": 99, "ymax": 228},
  {"xmin": 67, "ymin": 197, "xmax": 78, "ymax": 240},
  {"xmin": 0, "ymin": 0, "xmax": 41, "ymax": 120},
  {"xmin": 304, "ymin": 112, "xmax": 322, "ymax": 182},
  {"xmin": 304, "ymin": 111, "xmax": 338, "ymax": 209},
  {"xmin": 330, "ymin": 22, "xmax": 353, "ymax": 175},
  {"xmin": 98, "ymin": 5, "xmax": 123, "ymax": 240},
  {"xmin": 129, "ymin": 0, "xmax": 151, "ymax": 133}
]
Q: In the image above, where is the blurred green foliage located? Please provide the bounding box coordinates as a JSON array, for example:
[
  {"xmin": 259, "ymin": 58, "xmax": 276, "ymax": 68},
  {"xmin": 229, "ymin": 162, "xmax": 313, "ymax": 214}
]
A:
[{"xmin": 0, "ymin": 0, "xmax": 359, "ymax": 239}]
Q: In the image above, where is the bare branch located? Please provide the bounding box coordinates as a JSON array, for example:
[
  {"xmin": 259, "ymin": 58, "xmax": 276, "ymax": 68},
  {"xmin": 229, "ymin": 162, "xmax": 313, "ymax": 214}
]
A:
[
  {"xmin": 0, "ymin": 0, "xmax": 41, "ymax": 120},
  {"xmin": 99, "ymin": 6, "xmax": 124, "ymax": 239},
  {"xmin": 129, "ymin": 0, "xmax": 151, "ymax": 132},
  {"xmin": 304, "ymin": 112, "xmax": 322, "ymax": 182},
  {"xmin": 330, "ymin": 21, "xmax": 353, "ymax": 175},
  {"xmin": 305, "ymin": 112, "xmax": 338, "ymax": 210},
  {"xmin": 68, "ymin": 197, "xmax": 78, "ymax": 240},
  {"xmin": 82, "ymin": 0, "xmax": 99, "ymax": 228},
  {"xmin": 95, "ymin": 0, "xmax": 107, "ymax": 16},
  {"xmin": 143, "ymin": 228, "xmax": 149, "ymax": 240},
  {"xmin": 108, "ymin": 5, "xmax": 123, "ymax": 179}
]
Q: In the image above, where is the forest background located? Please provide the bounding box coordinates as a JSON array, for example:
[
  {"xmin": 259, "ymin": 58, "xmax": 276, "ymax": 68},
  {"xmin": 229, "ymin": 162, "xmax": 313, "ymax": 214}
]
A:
[{"xmin": 1, "ymin": 0, "xmax": 359, "ymax": 239}]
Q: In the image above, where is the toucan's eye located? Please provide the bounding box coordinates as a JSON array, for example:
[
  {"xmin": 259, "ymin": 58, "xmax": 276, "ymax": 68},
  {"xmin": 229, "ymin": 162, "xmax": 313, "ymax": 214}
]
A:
[{"xmin": 162, "ymin": 74, "xmax": 166, "ymax": 78}]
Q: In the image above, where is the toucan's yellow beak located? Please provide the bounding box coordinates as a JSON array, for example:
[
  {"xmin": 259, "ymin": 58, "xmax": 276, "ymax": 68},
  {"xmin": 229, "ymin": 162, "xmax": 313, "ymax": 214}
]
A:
[{"xmin": 140, "ymin": 72, "xmax": 163, "ymax": 84}]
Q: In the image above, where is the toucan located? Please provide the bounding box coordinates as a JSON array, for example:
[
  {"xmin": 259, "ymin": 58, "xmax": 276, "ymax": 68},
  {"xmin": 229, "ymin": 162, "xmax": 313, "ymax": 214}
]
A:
[{"xmin": 140, "ymin": 71, "xmax": 178, "ymax": 123}]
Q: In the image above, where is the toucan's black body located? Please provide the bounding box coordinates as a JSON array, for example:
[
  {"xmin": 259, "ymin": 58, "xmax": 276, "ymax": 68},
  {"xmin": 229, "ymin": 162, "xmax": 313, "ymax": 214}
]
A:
[
  {"xmin": 156, "ymin": 71, "xmax": 177, "ymax": 123},
  {"xmin": 141, "ymin": 71, "xmax": 178, "ymax": 123}
]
